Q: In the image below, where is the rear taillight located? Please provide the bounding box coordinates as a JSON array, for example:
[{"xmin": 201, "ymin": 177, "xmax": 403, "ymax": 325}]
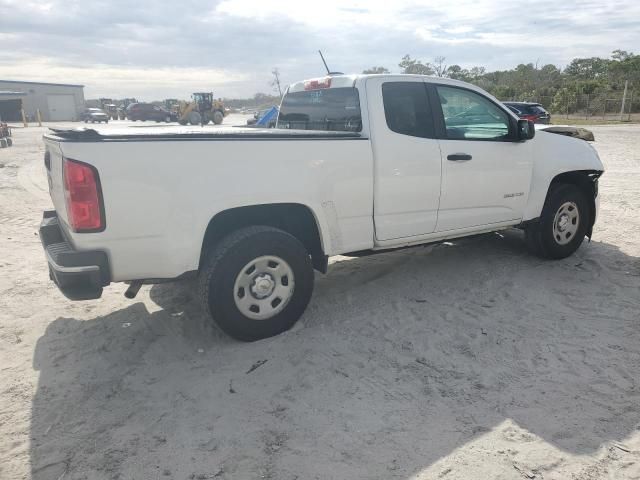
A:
[
  {"xmin": 63, "ymin": 158, "xmax": 104, "ymax": 232},
  {"xmin": 521, "ymin": 114, "xmax": 537, "ymax": 121}
]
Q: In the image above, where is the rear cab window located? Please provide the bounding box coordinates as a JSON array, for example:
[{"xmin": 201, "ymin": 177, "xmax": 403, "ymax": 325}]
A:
[
  {"xmin": 277, "ymin": 86, "xmax": 362, "ymax": 132},
  {"xmin": 381, "ymin": 82, "xmax": 434, "ymax": 138}
]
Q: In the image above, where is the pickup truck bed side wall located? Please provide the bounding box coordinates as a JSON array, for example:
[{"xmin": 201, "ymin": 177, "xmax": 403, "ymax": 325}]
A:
[{"xmin": 53, "ymin": 138, "xmax": 374, "ymax": 282}]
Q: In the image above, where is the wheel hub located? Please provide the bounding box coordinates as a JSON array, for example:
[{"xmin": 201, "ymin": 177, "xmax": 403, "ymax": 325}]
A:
[
  {"xmin": 233, "ymin": 255, "xmax": 295, "ymax": 321},
  {"xmin": 552, "ymin": 201, "xmax": 580, "ymax": 245},
  {"xmin": 557, "ymin": 214, "xmax": 570, "ymax": 231},
  {"xmin": 251, "ymin": 273, "xmax": 275, "ymax": 299}
]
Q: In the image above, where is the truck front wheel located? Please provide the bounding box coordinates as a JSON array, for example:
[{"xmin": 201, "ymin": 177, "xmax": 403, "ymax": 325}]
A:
[
  {"xmin": 525, "ymin": 184, "xmax": 589, "ymax": 259},
  {"xmin": 199, "ymin": 226, "xmax": 314, "ymax": 341}
]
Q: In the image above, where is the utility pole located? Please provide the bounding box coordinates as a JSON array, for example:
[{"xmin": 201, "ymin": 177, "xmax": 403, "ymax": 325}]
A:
[
  {"xmin": 619, "ymin": 80, "xmax": 628, "ymax": 121},
  {"xmin": 271, "ymin": 68, "xmax": 283, "ymax": 98}
]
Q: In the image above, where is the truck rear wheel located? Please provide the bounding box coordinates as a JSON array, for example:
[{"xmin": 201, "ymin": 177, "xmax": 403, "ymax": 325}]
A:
[
  {"xmin": 199, "ymin": 226, "xmax": 314, "ymax": 341},
  {"xmin": 525, "ymin": 184, "xmax": 589, "ymax": 259},
  {"xmin": 212, "ymin": 111, "xmax": 224, "ymax": 125}
]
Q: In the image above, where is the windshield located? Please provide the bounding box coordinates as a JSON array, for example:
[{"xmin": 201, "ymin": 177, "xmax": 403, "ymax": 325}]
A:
[{"xmin": 277, "ymin": 87, "xmax": 362, "ymax": 132}]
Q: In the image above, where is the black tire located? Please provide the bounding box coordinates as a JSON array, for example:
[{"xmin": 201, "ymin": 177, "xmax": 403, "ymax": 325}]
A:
[
  {"xmin": 212, "ymin": 111, "xmax": 224, "ymax": 125},
  {"xmin": 199, "ymin": 226, "xmax": 314, "ymax": 341},
  {"xmin": 525, "ymin": 184, "xmax": 589, "ymax": 259},
  {"xmin": 188, "ymin": 111, "xmax": 201, "ymax": 126}
]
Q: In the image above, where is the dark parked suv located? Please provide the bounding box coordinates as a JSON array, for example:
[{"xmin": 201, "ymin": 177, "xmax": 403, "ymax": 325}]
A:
[
  {"xmin": 126, "ymin": 103, "xmax": 177, "ymax": 122},
  {"xmin": 503, "ymin": 102, "xmax": 551, "ymax": 124}
]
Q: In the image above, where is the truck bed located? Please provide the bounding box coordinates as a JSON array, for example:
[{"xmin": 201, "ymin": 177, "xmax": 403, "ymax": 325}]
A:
[
  {"xmin": 45, "ymin": 126, "xmax": 365, "ymax": 142},
  {"xmin": 43, "ymin": 124, "xmax": 374, "ymax": 282}
]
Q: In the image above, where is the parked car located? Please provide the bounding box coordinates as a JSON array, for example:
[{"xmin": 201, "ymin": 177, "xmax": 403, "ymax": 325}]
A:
[
  {"xmin": 41, "ymin": 74, "xmax": 603, "ymax": 341},
  {"xmin": 81, "ymin": 108, "xmax": 109, "ymax": 123},
  {"xmin": 126, "ymin": 103, "xmax": 177, "ymax": 122},
  {"xmin": 503, "ymin": 102, "xmax": 551, "ymax": 124}
]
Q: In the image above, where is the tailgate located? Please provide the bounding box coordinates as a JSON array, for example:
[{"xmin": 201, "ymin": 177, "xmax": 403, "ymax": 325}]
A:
[{"xmin": 43, "ymin": 137, "xmax": 70, "ymax": 228}]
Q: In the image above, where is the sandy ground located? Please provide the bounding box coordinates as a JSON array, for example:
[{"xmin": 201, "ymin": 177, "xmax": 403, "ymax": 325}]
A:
[{"xmin": 0, "ymin": 119, "xmax": 639, "ymax": 480}]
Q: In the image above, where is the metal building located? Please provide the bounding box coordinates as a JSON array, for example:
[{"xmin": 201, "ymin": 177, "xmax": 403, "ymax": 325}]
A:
[{"xmin": 0, "ymin": 80, "xmax": 85, "ymax": 121}]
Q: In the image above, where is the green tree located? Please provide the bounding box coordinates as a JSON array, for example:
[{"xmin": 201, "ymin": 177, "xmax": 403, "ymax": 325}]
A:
[
  {"xmin": 468, "ymin": 66, "xmax": 486, "ymax": 80},
  {"xmin": 609, "ymin": 50, "xmax": 640, "ymax": 87},
  {"xmin": 447, "ymin": 65, "xmax": 468, "ymax": 81},
  {"xmin": 398, "ymin": 55, "xmax": 435, "ymax": 75},
  {"xmin": 611, "ymin": 49, "xmax": 633, "ymax": 62},
  {"xmin": 433, "ymin": 56, "xmax": 448, "ymax": 77},
  {"xmin": 362, "ymin": 66, "xmax": 390, "ymax": 74},
  {"xmin": 564, "ymin": 57, "xmax": 610, "ymax": 80}
]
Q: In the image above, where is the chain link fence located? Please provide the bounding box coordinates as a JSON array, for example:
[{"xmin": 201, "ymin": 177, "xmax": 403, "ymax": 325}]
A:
[{"xmin": 500, "ymin": 91, "xmax": 639, "ymax": 122}]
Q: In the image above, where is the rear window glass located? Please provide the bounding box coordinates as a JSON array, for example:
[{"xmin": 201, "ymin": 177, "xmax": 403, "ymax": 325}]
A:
[
  {"xmin": 277, "ymin": 87, "xmax": 362, "ymax": 132},
  {"xmin": 510, "ymin": 104, "xmax": 547, "ymax": 115},
  {"xmin": 528, "ymin": 105, "xmax": 547, "ymax": 114},
  {"xmin": 382, "ymin": 82, "xmax": 433, "ymax": 138}
]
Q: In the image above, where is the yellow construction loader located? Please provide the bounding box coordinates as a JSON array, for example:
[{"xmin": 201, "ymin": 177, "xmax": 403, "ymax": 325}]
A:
[{"xmin": 178, "ymin": 92, "xmax": 227, "ymax": 126}]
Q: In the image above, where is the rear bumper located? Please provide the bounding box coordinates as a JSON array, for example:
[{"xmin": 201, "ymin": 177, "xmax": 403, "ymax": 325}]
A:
[{"xmin": 39, "ymin": 211, "xmax": 110, "ymax": 300}]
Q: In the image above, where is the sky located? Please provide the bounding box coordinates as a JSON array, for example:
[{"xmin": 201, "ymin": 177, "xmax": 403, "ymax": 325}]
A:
[{"xmin": 1, "ymin": 0, "xmax": 639, "ymax": 100}]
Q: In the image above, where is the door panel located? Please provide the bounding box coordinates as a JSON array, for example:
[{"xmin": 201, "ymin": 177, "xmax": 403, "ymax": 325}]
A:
[
  {"xmin": 47, "ymin": 94, "xmax": 76, "ymax": 121},
  {"xmin": 367, "ymin": 77, "xmax": 442, "ymax": 241},
  {"xmin": 437, "ymin": 140, "xmax": 532, "ymax": 231},
  {"xmin": 433, "ymin": 85, "xmax": 533, "ymax": 232}
]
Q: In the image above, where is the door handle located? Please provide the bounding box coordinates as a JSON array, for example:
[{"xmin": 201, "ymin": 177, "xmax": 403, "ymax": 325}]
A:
[{"xmin": 447, "ymin": 153, "xmax": 472, "ymax": 161}]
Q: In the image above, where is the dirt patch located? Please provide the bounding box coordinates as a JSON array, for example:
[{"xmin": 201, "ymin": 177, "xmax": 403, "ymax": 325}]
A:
[{"xmin": 1, "ymin": 123, "xmax": 639, "ymax": 479}]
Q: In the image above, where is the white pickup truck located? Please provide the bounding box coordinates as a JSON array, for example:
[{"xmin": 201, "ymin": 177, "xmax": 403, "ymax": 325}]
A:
[{"xmin": 41, "ymin": 74, "xmax": 604, "ymax": 341}]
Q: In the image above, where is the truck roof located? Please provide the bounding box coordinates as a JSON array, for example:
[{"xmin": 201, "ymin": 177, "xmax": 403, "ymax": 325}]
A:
[{"xmin": 287, "ymin": 73, "xmax": 489, "ymax": 95}]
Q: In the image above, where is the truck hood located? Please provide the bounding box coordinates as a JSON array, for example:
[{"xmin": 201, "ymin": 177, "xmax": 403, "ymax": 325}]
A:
[
  {"xmin": 533, "ymin": 129, "xmax": 604, "ymax": 173},
  {"xmin": 536, "ymin": 124, "xmax": 595, "ymax": 141}
]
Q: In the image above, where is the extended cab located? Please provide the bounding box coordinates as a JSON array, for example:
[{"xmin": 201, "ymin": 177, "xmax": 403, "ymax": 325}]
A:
[{"xmin": 41, "ymin": 74, "xmax": 604, "ymax": 340}]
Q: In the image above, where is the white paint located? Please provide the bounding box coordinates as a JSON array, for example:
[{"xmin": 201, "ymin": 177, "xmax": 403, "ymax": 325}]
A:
[
  {"xmin": 46, "ymin": 94, "xmax": 77, "ymax": 121},
  {"xmin": 44, "ymin": 74, "xmax": 604, "ymax": 283},
  {"xmin": 366, "ymin": 76, "xmax": 442, "ymax": 239}
]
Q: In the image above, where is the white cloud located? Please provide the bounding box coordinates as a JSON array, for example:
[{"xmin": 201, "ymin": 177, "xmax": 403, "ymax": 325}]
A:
[
  {"xmin": 443, "ymin": 26, "xmax": 474, "ymax": 35},
  {"xmin": 0, "ymin": 57, "xmax": 248, "ymax": 100},
  {"xmin": 1, "ymin": 0, "xmax": 639, "ymax": 98}
]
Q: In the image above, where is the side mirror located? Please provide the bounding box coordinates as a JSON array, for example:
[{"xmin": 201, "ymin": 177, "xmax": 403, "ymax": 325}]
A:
[{"xmin": 517, "ymin": 119, "xmax": 536, "ymax": 141}]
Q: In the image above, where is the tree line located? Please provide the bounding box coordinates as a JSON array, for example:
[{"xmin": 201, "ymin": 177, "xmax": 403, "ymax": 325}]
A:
[
  {"xmin": 363, "ymin": 50, "xmax": 640, "ymax": 112},
  {"xmin": 225, "ymin": 51, "xmax": 639, "ymax": 113}
]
